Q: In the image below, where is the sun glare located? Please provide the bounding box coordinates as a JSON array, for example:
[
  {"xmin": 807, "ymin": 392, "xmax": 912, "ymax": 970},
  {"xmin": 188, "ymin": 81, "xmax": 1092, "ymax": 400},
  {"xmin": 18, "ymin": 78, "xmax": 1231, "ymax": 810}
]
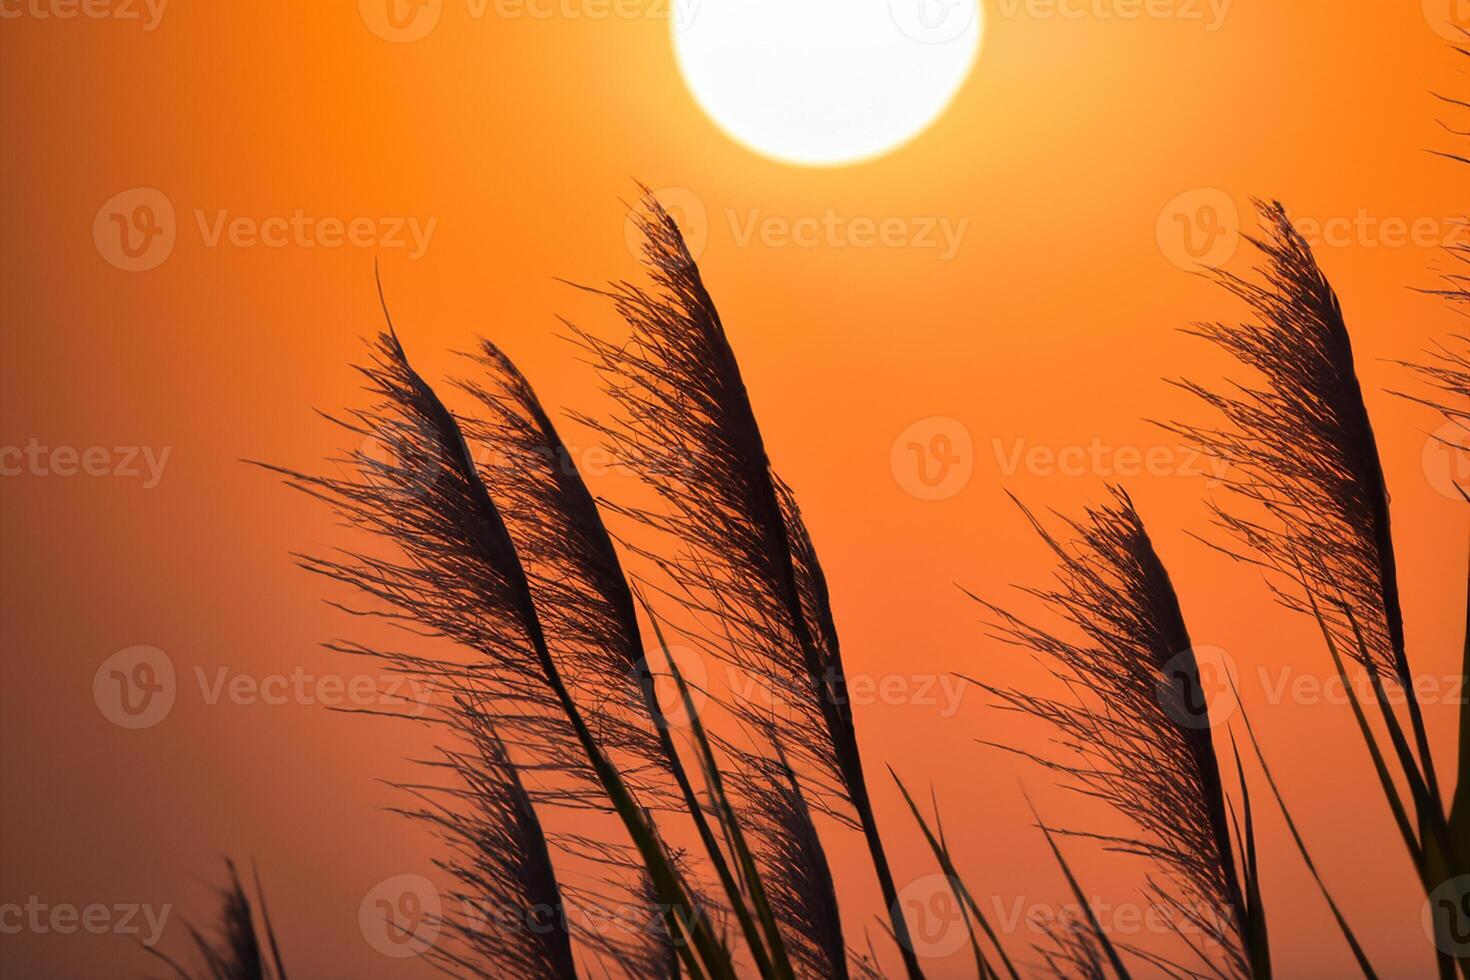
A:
[{"xmin": 671, "ymin": 0, "xmax": 983, "ymax": 167}]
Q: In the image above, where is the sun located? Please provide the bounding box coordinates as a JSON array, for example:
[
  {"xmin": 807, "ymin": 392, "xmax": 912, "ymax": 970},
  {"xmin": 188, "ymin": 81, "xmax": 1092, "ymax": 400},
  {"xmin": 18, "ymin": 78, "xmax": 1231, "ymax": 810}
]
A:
[{"xmin": 671, "ymin": 0, "xmax": 983, "ymax": 168}]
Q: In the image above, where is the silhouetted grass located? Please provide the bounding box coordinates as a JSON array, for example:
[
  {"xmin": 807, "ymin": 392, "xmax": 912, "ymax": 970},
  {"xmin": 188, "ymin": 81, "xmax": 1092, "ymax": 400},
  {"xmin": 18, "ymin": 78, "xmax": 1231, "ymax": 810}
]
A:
[
  {"xmin": 147, "ymin": 860, "xmax": 287, "ymax": 980},
  {"xmin": 250, "ymin": 182, "xmax": 1466, "ymax": 980},
  {"xmin": 566, "ymin": 190, "xmax": 926, "ymax": 978},
  {"xmin": 1165, "ymin": 201, "xmax": 1466, "ymax": 978},
  {"xmin": 258, "ymin": 309, "xmax": 727, "ymax": 977},
  {"xmin": 966, "ymin": 490, "xmax": 1258, "ymax": 979}
]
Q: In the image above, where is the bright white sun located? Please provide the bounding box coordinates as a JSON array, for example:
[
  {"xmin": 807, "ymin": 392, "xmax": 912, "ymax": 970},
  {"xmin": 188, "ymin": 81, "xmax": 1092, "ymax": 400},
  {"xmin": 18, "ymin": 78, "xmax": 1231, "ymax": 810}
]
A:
[{"xmin": 671, "ymin": 0, "xmax": 983, "ymax": 167}]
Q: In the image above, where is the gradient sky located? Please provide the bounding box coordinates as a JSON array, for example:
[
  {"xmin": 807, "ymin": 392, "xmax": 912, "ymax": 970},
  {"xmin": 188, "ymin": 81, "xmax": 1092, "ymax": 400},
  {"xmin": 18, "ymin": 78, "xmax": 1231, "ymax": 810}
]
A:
[{"xmin": 2, "ymin": 1, "xmax": 1468, "ymax": 977}]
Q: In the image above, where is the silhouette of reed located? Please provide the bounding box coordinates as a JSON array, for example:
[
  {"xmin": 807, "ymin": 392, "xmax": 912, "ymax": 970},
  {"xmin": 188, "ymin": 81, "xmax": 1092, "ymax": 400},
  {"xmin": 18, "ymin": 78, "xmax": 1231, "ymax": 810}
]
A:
[
  {"xmin": 401, "ymin": 710, "xmax": 581, "ymax": 980},
  {"xmin": 253, "ymin": 179, "xmax": 1467, "ymax": 980},
  {"xmin": 967, "ymin": 490, "xmax": 1256, "ymax": 979},
  {"xmin": 968, "ymin": 198, "xmax": 1469, "ymax": 978},
  {"xmin": 1164, "ymin": 203, "xmax": 1407, "ymax": 684},
  {"xmin": 258, "ymin": 318, "xmax": 721, "ymax": 978},
  {"xmin": 452, "ymin": 336, "xmax": 790, "ymax": 976},
  {"xmin": 1164, "ymin": 201, "xmax": 1466, "ymax": 977},
  {"xmin": 148, "ymin": 861, "xmax": 287, "ymax": 980},
  {"xmin": 567, "ymin": 190, "xmax": 926, "ymax": 979}
]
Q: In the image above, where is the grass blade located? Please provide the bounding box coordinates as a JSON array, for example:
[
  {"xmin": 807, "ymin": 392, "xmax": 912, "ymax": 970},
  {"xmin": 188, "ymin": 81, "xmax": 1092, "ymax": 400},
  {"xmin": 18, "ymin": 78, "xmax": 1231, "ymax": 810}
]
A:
[
  {"xmin": 1229, "ymin": 694, "xmax": 1379, "ymax": 979},
  {"xmin": 643, "ymin": 599, "xmax": 798, "ymax": 980},
  {"xmin": 1452, "ymin": 561, "xmax": 1470, "ymax": 861},
  {"xmin": 889, "ymin": 768, "xmax": 1021, "ymax": 980},
  {"xmin": 1025, "ymin": 793, "xmax": 1132, "ymax": 980}
]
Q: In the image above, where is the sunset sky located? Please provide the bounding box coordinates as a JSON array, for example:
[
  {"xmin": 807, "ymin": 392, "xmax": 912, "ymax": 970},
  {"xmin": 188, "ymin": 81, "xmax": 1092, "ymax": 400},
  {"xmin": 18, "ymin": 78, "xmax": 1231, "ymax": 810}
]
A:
[{"xmin": 2, "ymin": 1, "xmax": 1468, "ymax": 977}]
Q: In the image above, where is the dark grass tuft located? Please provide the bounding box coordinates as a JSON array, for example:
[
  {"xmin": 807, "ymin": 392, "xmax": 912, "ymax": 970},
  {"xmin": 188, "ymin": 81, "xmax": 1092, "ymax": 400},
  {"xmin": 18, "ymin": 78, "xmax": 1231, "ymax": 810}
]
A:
[{"xmin": 970, "ymin": 489, "xmax": 1250, "ymax": 979}]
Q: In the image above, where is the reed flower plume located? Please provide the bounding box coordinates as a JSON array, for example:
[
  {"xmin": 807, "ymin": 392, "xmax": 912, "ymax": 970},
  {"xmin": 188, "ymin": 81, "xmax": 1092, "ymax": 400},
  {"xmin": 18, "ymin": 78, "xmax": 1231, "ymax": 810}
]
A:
[
  {"xmin": 450, "ymin": 339, "xmax": 674, "ymax": 798},
  {"xmin": 452, "ymin": 338, "xmax": 804, "ymax": 975},
  {"xmin": 1162, "ymin": 206, "xmax": 1467, "ymax": 960},
  {"xmin": 411, "ymin": 709, "xmax": 581, "ymax": 980},
  {"xmin": 147, "ymin": 861, "xmax": 287, "ymax": 980},
  {"xmin": 1037, "ymin": 922, "xmax": 1109, "ymax": 980},
  {"xmin": 731, "ymin": 750, "xmax": 850, "ymax": 980},
  {"xmin": 1429, "ymin": 40, "xmax": 1470, "ymax": 310},
  {"xmin": 259, "ymin": 305, "xmax": 728, "ymax": 977},
  {"xmin": 568, "ymin": 190, "xmax": 926, "ymax": 978},
  {"xmin": 1393, "ymin": 334, "xmax": 1469, "ymax": 445},
  {"xmin": 970, "ymin": 489, "xmax": 1252, "ymax": 979},
  {"xmin": 566, "ymin": 202, "xmax": 848, "ymax": 808},
  {"xmin": 1163, "ymin": 201, "xmax": 1406, "ymax": 682},
  {"xmin": 261, "ymin": 327, "xmax": 590, "ymax": 786}
]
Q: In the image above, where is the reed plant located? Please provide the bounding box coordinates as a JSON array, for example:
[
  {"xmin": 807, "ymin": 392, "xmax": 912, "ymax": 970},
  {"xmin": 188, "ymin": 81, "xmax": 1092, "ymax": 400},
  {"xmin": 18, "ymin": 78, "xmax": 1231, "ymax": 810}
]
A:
[{"xmin": 243, "ymin": 177, "xmax": 1465, "ymax": 978}]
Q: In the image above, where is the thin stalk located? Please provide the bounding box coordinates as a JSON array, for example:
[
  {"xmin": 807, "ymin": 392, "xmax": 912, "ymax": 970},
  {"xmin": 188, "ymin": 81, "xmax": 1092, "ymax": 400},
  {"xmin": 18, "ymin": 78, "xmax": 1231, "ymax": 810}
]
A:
[
  {"xmin": 1342, "ymin": 610, "xmax": 1459, "ymax": 872},
  {"xmin": 1304, "ymin": 587, "xmax": 1422, "ymax": 864},
  {"xmin": 634, "ymin": 633, "xmax": 779, "ymax": 979},
  {"xmin": 1231, "ymin": 753, "xmax": 1271, "ymax": 980},
  {"xmin": 889, "ymin": 769, "xmax": 1021, "ymax": 980},
  {"xmin": 531, "ymin": 609, "xmax": 732, "ymax": 979},
  {"xmin": 1025, "ymin": 793, "xmax": 1132, "ymax": 980},
  {"xmin": 1230, "ymin": 701, "xmax": 1379, "ymax": 978},
  {"xmin": 644, "ymin": 605, "xmax": 798, "ymax": 980},
  {"xmin": 1451, "ymin": 561, "xmax": 1470, "ymax": 856}
]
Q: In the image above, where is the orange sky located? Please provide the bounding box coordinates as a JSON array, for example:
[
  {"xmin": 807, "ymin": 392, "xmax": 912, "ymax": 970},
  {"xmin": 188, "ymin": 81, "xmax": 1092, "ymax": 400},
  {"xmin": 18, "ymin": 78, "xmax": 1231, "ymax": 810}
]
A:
[{"xmin": 2, "ymin": 1, "xmax": 1468, "ymax": 977}]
